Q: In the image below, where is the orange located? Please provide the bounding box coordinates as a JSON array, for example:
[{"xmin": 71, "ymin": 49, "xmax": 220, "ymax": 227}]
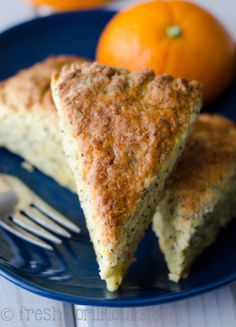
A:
[
  {"xmin": 96, "ymin": 0, "xmax": 235, "ymax": 103},
  {"xmin": 30, "ymin": 0, "xmax": 109, "ymax": 11}
]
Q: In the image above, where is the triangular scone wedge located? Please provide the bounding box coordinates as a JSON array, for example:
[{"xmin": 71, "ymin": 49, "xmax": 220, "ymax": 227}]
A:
[
  {"xmin": 0, "ymin": 56, "xmax": 87, "ymax": 191},
  {"xmin": 153, "ymin": 114, "xmax": 236, "ymax": 282},
  {"xmin": 52, "ymin": 62, "xmax": 202, "ymax": 291}
]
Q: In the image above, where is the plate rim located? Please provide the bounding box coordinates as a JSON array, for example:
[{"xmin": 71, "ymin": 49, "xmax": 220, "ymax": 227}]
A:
[
  {"xmin": 0, "ymin": 8, "xmax": 115, "ymax": 42},
  {"xmin": 1, "ymin": 263, "xmax": 236, "ymax": 307},
  {"xmin": 0, "ymin": 9, "xmax": 236, "ymax": 307}
]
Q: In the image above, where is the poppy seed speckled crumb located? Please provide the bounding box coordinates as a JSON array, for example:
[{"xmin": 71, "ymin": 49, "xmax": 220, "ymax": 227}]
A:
[{"xmin": 52, "ymin": 62, "xmax": 202, "ymax": 291}]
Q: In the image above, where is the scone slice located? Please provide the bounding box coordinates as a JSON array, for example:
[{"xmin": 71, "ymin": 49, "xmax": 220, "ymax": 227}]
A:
[
  {"xmin": 0, "ymin": 56, "xmax": 87, "ymax": 191},
  {"xmin": 153, "ymin": 114, "xmax": 236, "ymax": 282},
  {"xmin": 52, "ymin": 62, "xmax": 202, "ymax": 291}
]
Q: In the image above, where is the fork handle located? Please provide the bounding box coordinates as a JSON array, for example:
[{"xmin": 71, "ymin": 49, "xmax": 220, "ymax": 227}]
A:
[{"xmin": 0, "ymin": 191, "xmax": 18, "ymax": 217}]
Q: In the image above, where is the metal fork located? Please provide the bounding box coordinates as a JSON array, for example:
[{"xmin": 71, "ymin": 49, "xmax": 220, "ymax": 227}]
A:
[{"xmin": 0, "ymin": 174, "xmax": 80, "ymax": 250}]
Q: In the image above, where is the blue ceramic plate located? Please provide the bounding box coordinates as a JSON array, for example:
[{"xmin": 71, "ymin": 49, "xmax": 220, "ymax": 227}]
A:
[{"xmin": 0, "ymin": 10, "xmax": 236, "ymax": 307}]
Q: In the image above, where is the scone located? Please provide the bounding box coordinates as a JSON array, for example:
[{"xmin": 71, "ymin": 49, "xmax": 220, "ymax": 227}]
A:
[
  {"xmin": 153, "ymin": 114, "xmax": 236, "ymax": 282},
  {"xmin": 0, "ymin": 56, "xmax": 87, "ymax": 191},
  {"xmin": 51, "ymin": 62, "xmax": 202, "ymax": 291}
]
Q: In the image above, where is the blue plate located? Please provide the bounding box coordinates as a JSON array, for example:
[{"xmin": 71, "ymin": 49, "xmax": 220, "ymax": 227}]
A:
[{"xmin": 0, "ymin": 10, "xmax": 236, "ymax": 307}]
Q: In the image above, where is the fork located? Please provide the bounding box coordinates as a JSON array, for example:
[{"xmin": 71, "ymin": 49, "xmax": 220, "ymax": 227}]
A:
[{"xmin": 0, "ymin": 174, "xmax": 80, "ymax": 250}]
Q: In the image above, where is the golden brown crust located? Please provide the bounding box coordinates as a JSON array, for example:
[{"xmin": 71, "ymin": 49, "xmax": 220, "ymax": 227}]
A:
[
  {"xmin": 52, "ymin": 62, "xmax": 202, "ymax": 242},
  {"xmin": 169, "ymin": 114, "xmax": 236, "ymax": 217},
  {"xmin": 0, "ymin": 55, "xmax": 87, "ymax": 113}
]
